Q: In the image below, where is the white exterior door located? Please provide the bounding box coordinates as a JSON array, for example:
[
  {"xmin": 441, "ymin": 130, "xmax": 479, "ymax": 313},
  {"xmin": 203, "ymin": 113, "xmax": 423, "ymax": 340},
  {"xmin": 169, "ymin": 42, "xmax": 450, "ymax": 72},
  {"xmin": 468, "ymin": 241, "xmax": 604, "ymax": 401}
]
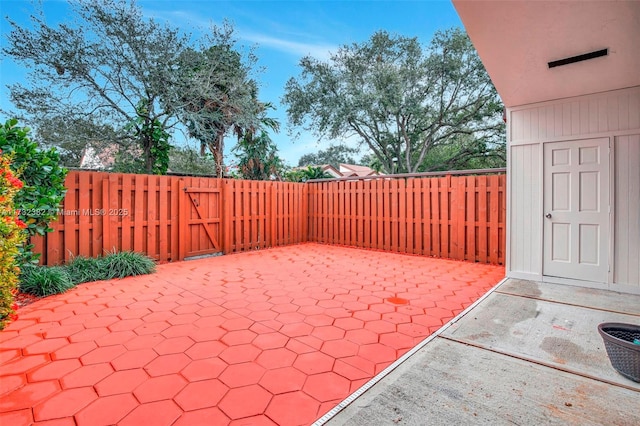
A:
[{"xmin": 543, "ymin": 138, "xmax": 610, "ymax": 283}]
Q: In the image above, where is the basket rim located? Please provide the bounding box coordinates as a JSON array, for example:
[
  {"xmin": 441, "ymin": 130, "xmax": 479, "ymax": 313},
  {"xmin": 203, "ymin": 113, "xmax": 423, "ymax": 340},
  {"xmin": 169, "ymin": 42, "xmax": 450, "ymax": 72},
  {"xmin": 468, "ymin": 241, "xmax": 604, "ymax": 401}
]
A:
[{"xmin": 597, "ymin": 322, "xmax": 640, "ymax": 351}]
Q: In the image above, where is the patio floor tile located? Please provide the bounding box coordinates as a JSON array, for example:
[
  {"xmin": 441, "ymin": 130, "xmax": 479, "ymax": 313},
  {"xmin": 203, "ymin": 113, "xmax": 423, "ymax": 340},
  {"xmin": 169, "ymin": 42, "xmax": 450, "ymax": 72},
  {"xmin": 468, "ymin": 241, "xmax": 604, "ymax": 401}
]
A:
[
  {"xmin": 144, "ymin": 353, "xmax": 191, "ymax": 376},
  {"xmin": 22, "ymin": 337, "xmax": 70, "ymax": 355},
  {"xmin": 74, "ymin": 393, "xmax": 138, "ymax": 425},
  {"xmin": 33, "ymin": 387, "xmax": 98, "ymax": 422},
  {"xmin": 265, "ymin": 391, "xmax": 320, "ymax": 426},
  {"xmin": 255, "ymin": 347, "xmax": 297, "ymax": 369},
  {"xmin": 174, "ymin": 379, "xmax": 228, "ymax": 411},
  {"xmin": 59, "ymin": 363, "xmax": 113, "ymax": 389},
  {"xmin": 1, "ymin": 243, "xmax": 504, "ymax": 425},
  {"xmin": 219, "ymin": 362, "xmax": 266, "ymax": 388},
  {"xmin": 303, "ymin": 372, "xmax": 351, "ymax": 402},
  {"xmin": 0, "ymin": 408, "xmax": 32, "ymax": 425},
  {"xmin": 0, "ymin": 374, "xmax": 26, "ymax": 396},
  {"xmin": 0, "ymin": 381, "xmax": 60, "ymax": 412},
  {"xmin": 218, "ymin": 385, "xmax": 272, "ymax": 419},
  {"xmin": 259, "ymin": 366, "xmax": 307, "ymax": 394},
  {"xmin": 172, "ymin": 407, "xmax": 230, "ymax": 426},
  {"xmin": 133, "ymin": 374, "xmax": 188, "ymax": 403},
  {"xmin": 118, "ymin": 400, "xmax": 182, "ymax": 426},
  {"xmin": 94, "ymin": 369, "xmax": 149, "ymax": 396},
  {"xmin": 27, "ymin": 359, "xmax": 81, "ymax": 382},
  {"xmin": 180, "ymin": 357, "xmax": 227, "ymax": 381},
  {"xmin": 110, "ymin": 348, "xmax": 157, "ymax": 370}
]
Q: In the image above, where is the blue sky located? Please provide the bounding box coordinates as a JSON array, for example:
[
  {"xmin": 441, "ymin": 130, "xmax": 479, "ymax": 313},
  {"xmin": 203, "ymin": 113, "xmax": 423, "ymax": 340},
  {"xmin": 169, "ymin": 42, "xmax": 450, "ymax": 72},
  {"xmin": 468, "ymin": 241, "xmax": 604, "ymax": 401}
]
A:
[{"xmin": 0, "ymin": 0, "xmax": 463, "ymax": 166}]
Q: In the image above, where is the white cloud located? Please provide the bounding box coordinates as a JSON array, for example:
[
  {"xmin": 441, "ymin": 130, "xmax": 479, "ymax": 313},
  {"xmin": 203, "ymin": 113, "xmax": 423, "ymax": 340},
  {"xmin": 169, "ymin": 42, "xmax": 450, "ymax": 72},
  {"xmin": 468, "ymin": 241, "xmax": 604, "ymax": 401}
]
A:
[
  {"xmin": 141, "ymin": 6, "xmax": 338, "ymax": 61},
  {"xmin": 242, "ymin": 32, "xmax": 337, "ymax": 61}
]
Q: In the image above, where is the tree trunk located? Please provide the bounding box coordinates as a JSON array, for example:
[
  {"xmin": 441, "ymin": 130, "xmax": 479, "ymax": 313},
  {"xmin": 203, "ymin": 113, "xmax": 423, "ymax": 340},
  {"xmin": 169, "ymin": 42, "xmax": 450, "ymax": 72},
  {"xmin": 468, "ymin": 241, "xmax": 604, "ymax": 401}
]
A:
[
  {"xmin": 209, "ymin": 133, "xmax": 225, "ymax": 178},
  {"xmin": 143, "ymin": 138, "xmax": 154, "ymax": 174}
]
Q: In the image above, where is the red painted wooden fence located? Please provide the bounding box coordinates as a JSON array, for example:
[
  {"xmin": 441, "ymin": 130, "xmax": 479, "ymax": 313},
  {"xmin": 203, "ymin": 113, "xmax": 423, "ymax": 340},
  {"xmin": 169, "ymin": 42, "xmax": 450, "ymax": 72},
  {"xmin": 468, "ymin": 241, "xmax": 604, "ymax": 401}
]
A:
[
  {"xmin": 33, "ymin": 170, "xmax": 505, "ymax": 265},
  {"xmin": 307, "ymin": 174, "xmax": 505, "ymax": 264}
]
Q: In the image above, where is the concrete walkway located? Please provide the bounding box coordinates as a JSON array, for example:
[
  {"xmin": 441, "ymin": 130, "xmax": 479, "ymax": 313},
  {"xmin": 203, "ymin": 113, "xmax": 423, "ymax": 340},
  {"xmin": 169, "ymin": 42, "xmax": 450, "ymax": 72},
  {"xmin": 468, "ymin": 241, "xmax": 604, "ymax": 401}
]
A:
[
  {"xmin": 0, "ymin": 243, "xmax": 504, "ymax": 425},
  {"xmin": 325, "ymin": 279, "xmax": 640, "ymax": 425}
]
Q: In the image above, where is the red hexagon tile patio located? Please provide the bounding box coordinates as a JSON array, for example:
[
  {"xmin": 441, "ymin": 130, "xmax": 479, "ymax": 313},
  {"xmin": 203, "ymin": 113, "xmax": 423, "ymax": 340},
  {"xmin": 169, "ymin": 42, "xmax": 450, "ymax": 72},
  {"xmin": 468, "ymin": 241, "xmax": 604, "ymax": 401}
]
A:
[{"xmin": 0, "ymin": 243, "xmax": 503, "ymax": 425}]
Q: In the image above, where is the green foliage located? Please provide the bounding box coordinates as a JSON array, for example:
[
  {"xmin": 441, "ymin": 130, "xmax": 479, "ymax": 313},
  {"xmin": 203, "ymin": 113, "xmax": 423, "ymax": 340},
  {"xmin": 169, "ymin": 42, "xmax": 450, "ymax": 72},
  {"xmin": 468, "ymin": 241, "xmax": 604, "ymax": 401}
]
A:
[
  {"xmin": 65, "ymin": 255, "xmax": 104, "ymax": 284},
  {"xmin": 19, "ymin": 251, "xmax": 156, "ymax": 297},
  {"xmin": 0, "ymin": 119, "xmax": 67, "ymax": 265},
  {"xmin": 418, "ymin": 134, "xmax": 506, "ymax": 171},
  {"xmin": 111, "ymin": 153, "xmax": 146, "ymax": 174},
  {"xmin": 126, "ymin": 101, "xmax": 172, "ymax": 174},
  {"xmin": 284, "ymin": 166, "xmax": 332, "ymax": 182},
  {"xmin": 284, "ymin": 28, "xmax": 505, "ymax": 173},
  {"xmin": 19, "ymin": 266, "xmax": 74, "ymax": 297},
  {"xmin": 359, "ymin": 153, "xmax": 384, "ymax": 173},
  {"xmin": 4, "ymin": 1, "xmax": 275, "ymax": 177},
  {"xmin": 298, "ymin": 145, "xmax": 359, "ymax": 169},
  {"xmin": 99, "ymin": 251, "xmax": 156, "ymax": 279},
  {"xmin": 175, "ymin": 25, "xmax": 267, "ymax": 178},
  {"xmin": 233, "ymin": 131, "xmax": 285, "ymax": 181},
  {"xmin": 32, "ymin": 116, "xmax": 122, "ymax": 168},
  {"xmin": 168, "ymin": 146, "xmax": 217, "ymax": 176},
  {"xmin": 0, "ymin": 152, "xmax": 27, "ymax": 329},
  {"xmin": 3, "ymin": 0, "xmax": 187, "ymax": 175},
  {"xmin": 67, "ymin": 251, "xmax": 156, "ymax": 282}
]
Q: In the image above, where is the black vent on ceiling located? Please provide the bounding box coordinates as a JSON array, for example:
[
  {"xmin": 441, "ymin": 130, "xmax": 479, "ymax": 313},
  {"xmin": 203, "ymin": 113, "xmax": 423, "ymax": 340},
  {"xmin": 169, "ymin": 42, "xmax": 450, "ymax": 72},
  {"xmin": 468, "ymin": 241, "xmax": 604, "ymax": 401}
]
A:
[{"xmin": 548, "ymin": 48, "xmax": 608, "ymax": 68}]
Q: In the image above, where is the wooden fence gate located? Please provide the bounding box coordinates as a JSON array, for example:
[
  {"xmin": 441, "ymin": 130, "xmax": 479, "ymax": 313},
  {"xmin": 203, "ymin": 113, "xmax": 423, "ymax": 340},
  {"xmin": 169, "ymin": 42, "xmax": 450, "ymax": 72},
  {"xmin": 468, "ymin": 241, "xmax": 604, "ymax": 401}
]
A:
[{"xmin": 179, "ymin": 179, "xmax": 223, "ymax": 259}]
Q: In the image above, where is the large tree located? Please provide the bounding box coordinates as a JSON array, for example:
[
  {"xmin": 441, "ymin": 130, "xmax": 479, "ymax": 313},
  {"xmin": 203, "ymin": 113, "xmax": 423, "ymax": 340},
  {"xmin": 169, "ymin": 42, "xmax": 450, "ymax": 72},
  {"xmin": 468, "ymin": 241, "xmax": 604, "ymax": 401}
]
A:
[
  {"xmin": 4, "ymin": 1, "xmax": 267, "ymax": 176},
  {"xmin": 174, "ymin": 28, "xmax": 266, "ymax": 177},
  {"xmin": 298, "ymin": 144, "xmax": 358, "ymax": 168},
  {"xmin": 3, "ymin": 0, "xmax": 189, "ymax": 173},
  {"xmin": 283, "ymin": 28, "xmax": 505, "ymax": 174}
]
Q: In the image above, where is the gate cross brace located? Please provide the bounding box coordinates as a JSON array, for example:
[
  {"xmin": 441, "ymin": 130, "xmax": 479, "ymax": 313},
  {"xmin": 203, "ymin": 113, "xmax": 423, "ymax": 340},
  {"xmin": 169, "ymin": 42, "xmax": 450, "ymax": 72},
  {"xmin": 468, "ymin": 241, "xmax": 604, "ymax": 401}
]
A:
[{"xmin": 185, "ymin": 189, "xmax": 221, "ymax": 251}]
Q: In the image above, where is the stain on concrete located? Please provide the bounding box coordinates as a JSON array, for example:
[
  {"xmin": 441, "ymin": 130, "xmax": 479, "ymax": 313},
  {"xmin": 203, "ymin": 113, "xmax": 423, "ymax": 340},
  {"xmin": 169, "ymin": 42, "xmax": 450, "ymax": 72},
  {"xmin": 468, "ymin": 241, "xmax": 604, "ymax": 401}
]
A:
[{"xmin": 540, "ymin": 337, "xmax": 600, "ymax": 366}]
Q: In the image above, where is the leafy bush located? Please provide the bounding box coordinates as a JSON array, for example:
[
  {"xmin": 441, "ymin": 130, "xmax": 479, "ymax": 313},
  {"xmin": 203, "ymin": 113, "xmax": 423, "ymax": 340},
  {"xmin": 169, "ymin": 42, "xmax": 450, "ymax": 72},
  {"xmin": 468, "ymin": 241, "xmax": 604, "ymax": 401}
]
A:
[
  {"xmin": 0, "ymin": 152, "xmax": 28, "ymax": 329},
  {"xmin": 67, "ymin": 251, "xmax": 155, "ymax": 282},
  {"xmin": 284, "ymin": 166, "xmax": 332, "ymax": 182},
  {"xmin": 18, "ymin": 250, "xmax": 156, "ymax": 299},
  {"xmin": 0, "ymin": 119, "xmax": 68, "ymax": 265},
  {"xmin": 19, "ymin": 266, "xmax": 74, "ymax": 297},
  {"xmin": 66, "ymin": 255, "xmax": 104, "ymax": 284},
  {"xmin": 99, "ymin": 251, "xmax": 156, "ymax": 279}
]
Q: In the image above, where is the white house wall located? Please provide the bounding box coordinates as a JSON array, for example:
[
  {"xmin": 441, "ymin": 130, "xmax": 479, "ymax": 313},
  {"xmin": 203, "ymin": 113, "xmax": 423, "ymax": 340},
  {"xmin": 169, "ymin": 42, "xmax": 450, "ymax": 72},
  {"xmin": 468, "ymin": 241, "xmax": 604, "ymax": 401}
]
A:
[
  {"xmin": 614, "ymin": 134, "xmax": 640, "ymax": 287},
  {"xmin": 507, "ymin": 86, "xmax": 640, "ymax": 293},
  {"xmin": 508, "ymin": 143, "xmax": 541, "ymax": 277},
  {"xmin": 510, "ymin": 86, "xmax": 640, "ymax": 146}
]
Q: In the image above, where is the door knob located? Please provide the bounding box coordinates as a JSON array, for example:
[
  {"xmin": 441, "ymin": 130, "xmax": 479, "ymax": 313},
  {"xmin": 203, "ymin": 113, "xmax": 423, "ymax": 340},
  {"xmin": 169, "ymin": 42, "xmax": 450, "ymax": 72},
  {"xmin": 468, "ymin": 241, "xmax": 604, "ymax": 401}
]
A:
[{"xmin": 545, "ymin": 213, "xmax": 552, "ymax": 219}]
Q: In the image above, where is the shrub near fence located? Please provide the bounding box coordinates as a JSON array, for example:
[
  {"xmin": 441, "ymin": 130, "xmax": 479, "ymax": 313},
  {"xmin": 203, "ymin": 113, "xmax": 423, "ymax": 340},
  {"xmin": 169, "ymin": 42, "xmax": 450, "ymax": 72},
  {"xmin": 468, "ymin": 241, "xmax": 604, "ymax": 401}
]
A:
[{"xmin": 33, "ymin": 170, "xmax": 505, "ymax": 266}]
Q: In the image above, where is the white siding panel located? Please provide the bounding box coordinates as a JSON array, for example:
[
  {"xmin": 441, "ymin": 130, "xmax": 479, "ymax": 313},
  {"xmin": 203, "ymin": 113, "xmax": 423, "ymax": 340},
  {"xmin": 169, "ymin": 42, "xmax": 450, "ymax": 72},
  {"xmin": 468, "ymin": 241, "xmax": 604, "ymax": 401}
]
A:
[
  {"xmin": 630, "ymin": 91, "xmax": 640, "ymax": 129},
  {"xmin": 614, "ymin": 135, "xmax": 640, "ymax": 288},
  {"xmin": 618, "ymin": 91, "xmax": 629, "ymax": 130},
  {"xmin": 509, "ymin": 144, "xmax": 541, "ymax": 275},
  {"xmin": 510, "ymin": 86, "xmax": 640, "ymax": 145},
  {"xmin": 608, "ymin": 94, "xmax": 619, "ymax": 131},
  {"xmin": 598, "ymin": 97, "xmax": 608, "ymax": 133},
  {"xmin": 588, "ymin": 98, "xmax": 599, "ymax": 135}
]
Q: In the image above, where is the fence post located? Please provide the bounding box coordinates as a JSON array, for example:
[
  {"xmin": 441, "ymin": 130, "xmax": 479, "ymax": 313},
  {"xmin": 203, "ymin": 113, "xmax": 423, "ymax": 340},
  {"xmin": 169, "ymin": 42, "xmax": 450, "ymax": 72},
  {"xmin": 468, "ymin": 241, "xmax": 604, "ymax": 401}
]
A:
[
  {"xmin": 222, "ymin": 179, "xmax": 233, "ymax": 254},
  {"xmin": 269, "ymin": 182, "xmax": 277, "ymax": 247},
  {"xmin": 100, "ymin": 177, "xmax": 110, "ymax": 253},
  {"xmin": 452, "ymin": 176, "xmax": 467, "ymax": 261},
  {"xmin": 177, "ymin": 179, "xmax": 186, "ymax": 261}
]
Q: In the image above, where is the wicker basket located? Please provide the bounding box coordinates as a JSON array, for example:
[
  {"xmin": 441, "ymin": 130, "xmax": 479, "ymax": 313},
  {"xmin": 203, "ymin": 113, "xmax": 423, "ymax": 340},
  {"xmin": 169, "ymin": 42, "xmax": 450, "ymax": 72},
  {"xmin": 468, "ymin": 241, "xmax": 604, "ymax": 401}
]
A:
[{"xmin": 597, "ymin": 322, "xmax": 640, "ymax": 383}]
